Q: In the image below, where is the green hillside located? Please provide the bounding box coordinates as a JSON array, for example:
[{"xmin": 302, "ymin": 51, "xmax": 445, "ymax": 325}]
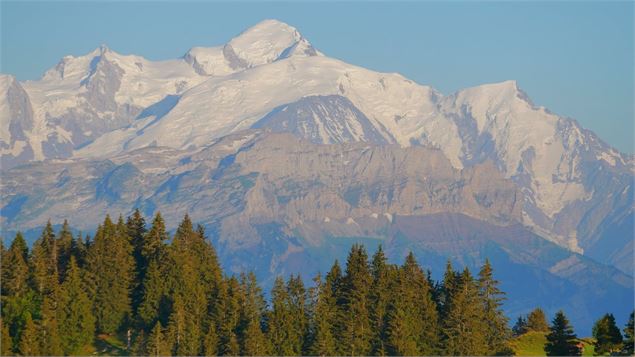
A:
[{"xmin": 510, "ymin": 331, "xmax": 595, "ymax": 356}]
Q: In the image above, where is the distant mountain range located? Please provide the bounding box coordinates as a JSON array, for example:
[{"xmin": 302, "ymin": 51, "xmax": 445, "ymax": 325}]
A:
[{"xmin": 1, "ymin": 19, "xmax": 632, "ymax": 333}]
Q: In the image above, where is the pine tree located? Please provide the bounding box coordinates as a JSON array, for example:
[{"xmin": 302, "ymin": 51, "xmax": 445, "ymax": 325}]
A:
[
  {"xmin": 443, "ymin": 267, "xmax": 487, "ymax": 356},
  {"xmin": 38, "ymin": 288, "xmax": 63, "ymax": 355},
  {"xmin": 308, "ymin": 274, "xmax": 337, "ymax": 356},
  {"xmin": 70, "ymin": 233, "xmax": 89, "ymax": 268},
  {"xmin": 146, "ymin": 322, "xmax": 170, "ymax": 356},
  {"xmin": 512, "ymin": 315, "xmax": 528, "ymax": 336},
  {"xmin": 287, "ymin": 274, "xmax": 308, "ymax": 355},
  {"xmin": 439, "ymin": 260, "xmax": 458, "ymax": 320},
  {"xmin": 592, "ymin": 313, "xmax": 623, "ymax": 354},
  {"xmin": 30, "ymin": 222, "xmax": 63, "ymax": 355},
  {"xmin": 137, "ymin": 213, "xmax": 171, "ymax": 329},
  {"xmin": 368, "ymin": 246, "xmax": 392, "ymax": 355},
  {"xmin": 623, "ymin": 311, "xmax": 634, "ymax": 356},
  {"xmin": 2, "ymin": 233, "xmax": 29, "ymax": 297},
  {"xmin": 545, "ymin": 310, "xmax": 581, "ymax": 356},
  {"xmin": 202, "ymin": 323, "xmax": 219, "ymax": 356},
  {"xmin": 86, "ymin": 215, "xmax": 135, "ymax": 334},
  {"xmin": 217, "ymin": 277, "xmax": 241, "ymax": 356},
  {"xmin": 167, "ymin": 215, "xmax": 209, "ymax": 355},
  {"xmin": 239, "ymin": 272, "xmax": 269, "ymax": 356},
  {"xmin": 1, "ymin": 318, "xmax": 13, "ymax": 356},
  {"xmin": 526, "ymin": 307, "xmax": 549, "ymax": 332},
  {"xmin": 386, "ymin": 252, "xmax": 438, "ymax": 356},
  {"xmin": 478, "ymin": 259, "xmax": 511, "ymax": 354},
  {"xmin": 56, "ymin": 220, "xmax": 74, "ymax": 282},
  {"xmin": 30, "ymin": 221, "xmax": 58, "ymax": 296},
  {"xmin": 17, "ymin": 314, "xmax": 39, "ymax": 356},
  {"xmin": 324, "ymin": 260, "xmax": 345, "ymax": 354},
  {"xmin": 127, "ymin": 208, "xmax": 147, "ymax": 315},
  {"xmin": 267, "ymin": 276, "xmax": 295, "ymax": 355},
  {"xmin": 403, "ymin": 252, "xmax": 439, "ymax": 355},
  {"xmin": 58, "ymin": 256, "xmax": 95, "ymax": 355},
  {"xmin": 143, "ymin": 212, "xmax": 169, "ymax": 262},
  {"xmin": 386, "ymin": 273, "xmax": 419, "ymax": 356},
  {"xmin": 340, "ymin": 244, "xmax": 373, "ymax": 356}
]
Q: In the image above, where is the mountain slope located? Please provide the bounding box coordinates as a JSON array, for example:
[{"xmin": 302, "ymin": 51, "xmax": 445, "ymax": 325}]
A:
[
  {"xmin": 0, "ymin": 131, "xmax": 631, "ymax": 335},
  {"xmin": 0, "ymin": 19, "xmax": 632, "ymax": 274}
]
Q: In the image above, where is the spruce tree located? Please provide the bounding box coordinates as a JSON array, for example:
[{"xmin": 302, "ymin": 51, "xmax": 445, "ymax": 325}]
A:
[
  {"xmin": 86, "ymin": 215, "xmax": 135, "ymax": 334},
  {"xmin": 2, "ymin": 233, "xmax": 29, "ymax": 297},
  {"xmin": 58, "ymin": 257, "xmax": 95, "ymax": 355},
  {"xmin": 308, "ymin": 274, "xmax": 337, "ymax": 356},
  {"xmin": 30, "ymin": 222, "xmax": 63, "ymax": 355},
  {"xmin": 369, "ymin": 246, "xmax": 392, "ymax": 355},
  {"xmin": 146, "ymin": 322, "xmax": 170, "ymax": 356},
  {"xmin": 126, "ymin": 208, "xmax": 147, "ymax": 315},
  {"xmin": 443, "ymin": 267, "xmax": 487, "ymax": 356},
  {"xmin": 217, "ymin": 277, "xmax": 241, "ymax": 356},
  {"xmin": 403, "ymin": 252, "xmax": 439, "ymax": 355},
  {"xmin": 137, "ymin": 213, "xmax": 170, "ymax": 329},
  {"xmin": 239, "ymin": 272, "xmax": 269, "ymax": 356},
  {"xmin": 512, "ymin": 315, "xmax": 528, "ymax": 336},
  {"xmin": 341, "ymin": 244, "xmax": 373, "ymax": 356},
  {"xmin": 202, "ymin": 323, "xmax": 219, "ymax": 356},
  {"xmin": 17, "ymin": 314, "xmax": 39, "ymax": 356},
  {"xmin": 1, "ymin": 318, "xmax": 13, "ymax": 356},
  {"xmin": 325, "ymin": 260, "xmax": 345, "ymax": 354},
  {"xmin": 267, "ymin": 276, "xmax": 295, "ymax": 355},
  {"xmin": 439, "ymin": 260, "xmax": 458, "ymax": 320},
  {"xmin": 386, "ymin": 271, "xmax": 420, "ymax": 356},
  {"xmin": 478, "ymin": 259, "xmax": 511, "ymax": 354},
  {"xmin": 623, "ymin": 311, "xmax": 634, "ymax": 355},
  {"xmin": 287, "ymin": 274, "xmax": 308, "ymax": 355},
  {"xmin": 56, "ymin": 220, "xmax": 74, "ymax": 282},
  {"xmin": 545, "ymin": 310, "xmax": 581, "ymax": 356},
  {"xmin": 592, "ymin": 313, "xmax": 623, "ymax": 355},
  {"xmin": 30, "ymin": 221, "xmax": 58, "ymax": 296},
  {"xmin": 526, "ymin": 307, "xmax": 549, "ymax": 332}
]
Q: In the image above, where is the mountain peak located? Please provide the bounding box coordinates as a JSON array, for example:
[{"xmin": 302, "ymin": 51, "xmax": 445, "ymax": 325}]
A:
[{"xmin": 223, "ymin": 19, "xmax": 320, "ymax": 68}]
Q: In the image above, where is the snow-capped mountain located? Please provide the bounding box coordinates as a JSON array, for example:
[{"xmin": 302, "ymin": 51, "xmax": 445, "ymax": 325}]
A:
[{"xmin": 1, "ymin": 19, "xmax": 632, "ymax": 276}]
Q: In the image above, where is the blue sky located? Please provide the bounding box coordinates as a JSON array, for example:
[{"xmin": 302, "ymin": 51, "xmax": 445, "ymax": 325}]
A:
[{"xmin": 2, "ymin": 1, "xmax": 633, "ymax": 153}]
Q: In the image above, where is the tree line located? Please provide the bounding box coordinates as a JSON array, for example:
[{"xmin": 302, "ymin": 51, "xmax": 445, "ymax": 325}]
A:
[{"xmin": 1, "ymin": 211, "xmax": 633, "ymax": 356}]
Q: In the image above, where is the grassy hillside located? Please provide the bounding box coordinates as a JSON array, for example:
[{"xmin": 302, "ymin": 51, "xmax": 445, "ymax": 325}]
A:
[{"xmin": 510, "ymin": 331, "xmax": 595, "ymax": 356}]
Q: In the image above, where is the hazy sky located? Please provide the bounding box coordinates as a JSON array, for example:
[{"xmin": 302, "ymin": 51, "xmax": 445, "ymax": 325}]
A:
[{"xmin": 2, "ymin": 1, "xmax": 633, "ymax": 152}]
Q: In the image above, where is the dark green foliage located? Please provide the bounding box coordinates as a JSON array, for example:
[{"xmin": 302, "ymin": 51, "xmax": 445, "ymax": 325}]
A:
[
  {"xmin": 478, "ymin": 259, "xmax": 511, "ymax": 355},
  {"xmin": 368, "ymin": 246, "xmax": 392, "ymax": 356},
  {"xmin": 145, "ymin": 322, "xmax": 170, "ymax": 356},
  {"xmin": 1, "ymin": 318, "xmax": 12, "ymax": 356},
  {"xmin": 58, "ymin": 257, "xmax": 95, "ymax": 354},
  {"xmin": 443, "ymin": 267, "xmax": 487, "ymax": 356},
  {"xmin": 527, "ymin": 307, "xmax": 549, "ymax": 332},
  {"xmin": 340, "ymin": 244, "xmax": 373, "ymax": 356},
  {"xmin": 592, "ymin": 313, "xmax": 623, "ymax": 355},
  {"xmin": 308, "ymin": 274, "xmax": 337, "ymax": 356},
  {"xmin": 545, "ymin": 310, "xmax": 581, "ymax": 356},
  {"xmin": 512, "ymin": 315, "xmax": 528, "ymax": 336},
  {"xmin": 267, "ymin": 276, "xmax": 296, "ymax": 355},
  {"xmin": 2, "ymin": 233, "xmax": 29, "ymax": 297},
  {"xmin": 17, "ymin": 313, "xmax": 39, "ymax": 356},
  {"xmin": 239, "ymin": 272, "xmax": 270, "ymax": 355},
  {"xmin": 56, "ymin": 220, "xmax": 74, "ymax": 282},
  {"xmin": 127, "ymin": 209, "xmax": 147, "ymax": 315},
  {"xmin": 86, "ymin": 215, "xmax": 135, "ymax": 334},
  {"xmin": 5, "ymin": 211, "xmax": 608, "ymax": 357},
  {"xmin": 623, "ymin": 311, "xmax": 634, "ymax": 355}
]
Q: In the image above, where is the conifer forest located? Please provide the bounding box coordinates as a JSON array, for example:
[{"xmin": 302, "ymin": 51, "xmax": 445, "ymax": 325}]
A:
[{"xmin": 1, "ymin": 212, "xmax": 633, "ymax": 356}]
